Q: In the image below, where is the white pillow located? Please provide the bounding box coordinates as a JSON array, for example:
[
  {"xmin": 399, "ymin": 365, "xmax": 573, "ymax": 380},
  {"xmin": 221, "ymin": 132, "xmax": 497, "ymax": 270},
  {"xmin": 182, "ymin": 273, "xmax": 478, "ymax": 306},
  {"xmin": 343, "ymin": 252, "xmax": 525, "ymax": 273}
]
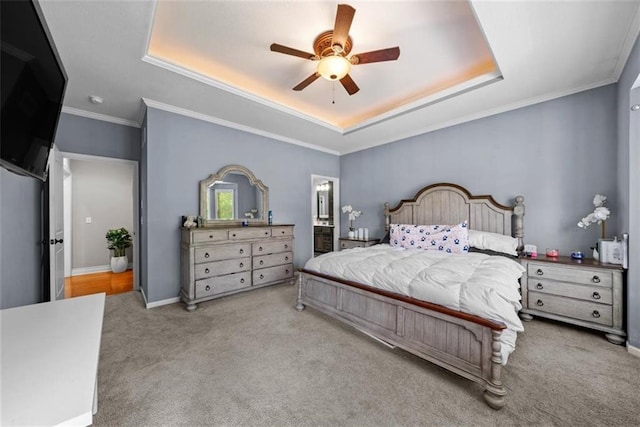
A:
[{"xmin": 468, "ymin": 229, "xmax": 518, "ymax": 256}]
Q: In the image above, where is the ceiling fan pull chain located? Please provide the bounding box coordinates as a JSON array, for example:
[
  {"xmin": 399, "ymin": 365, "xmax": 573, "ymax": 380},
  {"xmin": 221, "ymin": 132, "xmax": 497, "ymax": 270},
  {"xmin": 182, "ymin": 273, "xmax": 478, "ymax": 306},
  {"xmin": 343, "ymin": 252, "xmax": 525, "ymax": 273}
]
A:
[{"xmin": 332, "ymin": 81, "xmax": 335, "ymax": 104}]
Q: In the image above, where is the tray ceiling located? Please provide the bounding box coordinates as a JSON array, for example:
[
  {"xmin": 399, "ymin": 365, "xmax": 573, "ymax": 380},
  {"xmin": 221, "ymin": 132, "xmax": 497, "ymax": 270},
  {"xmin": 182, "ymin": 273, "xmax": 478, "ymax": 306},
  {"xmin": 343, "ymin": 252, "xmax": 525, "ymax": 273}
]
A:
[{"xmin": 38, "ymin": 1, "xmax": 640, "ymax": 155}]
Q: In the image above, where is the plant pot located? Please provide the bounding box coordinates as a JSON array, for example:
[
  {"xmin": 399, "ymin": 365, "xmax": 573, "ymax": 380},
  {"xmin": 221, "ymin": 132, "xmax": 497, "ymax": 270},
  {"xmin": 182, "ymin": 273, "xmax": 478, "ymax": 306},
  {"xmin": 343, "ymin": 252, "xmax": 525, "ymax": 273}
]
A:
[{"xmin": 111, "ymin": 255, "xmax": 128, "ymax": 273}]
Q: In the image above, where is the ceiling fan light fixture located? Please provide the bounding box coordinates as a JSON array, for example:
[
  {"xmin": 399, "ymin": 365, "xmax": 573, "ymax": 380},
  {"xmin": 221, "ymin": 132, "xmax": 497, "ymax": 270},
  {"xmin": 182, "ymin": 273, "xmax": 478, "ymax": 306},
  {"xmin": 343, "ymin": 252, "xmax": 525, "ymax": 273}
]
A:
[{"xmin": 317, "ymin": 55, "xmax": 350, "ymax": 81}]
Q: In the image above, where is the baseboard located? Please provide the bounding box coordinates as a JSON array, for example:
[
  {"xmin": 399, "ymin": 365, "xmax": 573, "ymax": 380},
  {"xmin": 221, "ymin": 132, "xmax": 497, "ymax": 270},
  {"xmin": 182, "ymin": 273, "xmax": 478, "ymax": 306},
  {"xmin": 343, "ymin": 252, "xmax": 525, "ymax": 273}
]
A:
[
  {"xmin": 141, "ymin": 289, "xmax": 181, "ymax": 309},
  {"xmin": 71, "ymin": 263, "xmax": 134, "ymax": 276},
  {"xmin": 628, "ymin": 343, "xmax": 640, "ymax": 358},
  {"xmin": 72, "ymin": 265, "xmax": 110, "ymax": 276}
]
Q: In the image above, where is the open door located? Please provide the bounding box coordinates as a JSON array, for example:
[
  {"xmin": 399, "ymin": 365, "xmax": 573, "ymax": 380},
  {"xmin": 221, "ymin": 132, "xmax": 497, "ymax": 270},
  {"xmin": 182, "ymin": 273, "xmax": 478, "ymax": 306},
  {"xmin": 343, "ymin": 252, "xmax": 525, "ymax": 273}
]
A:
[{"xmin": 48, "ymin": 145, "xmax": 65, "ymax": 300}]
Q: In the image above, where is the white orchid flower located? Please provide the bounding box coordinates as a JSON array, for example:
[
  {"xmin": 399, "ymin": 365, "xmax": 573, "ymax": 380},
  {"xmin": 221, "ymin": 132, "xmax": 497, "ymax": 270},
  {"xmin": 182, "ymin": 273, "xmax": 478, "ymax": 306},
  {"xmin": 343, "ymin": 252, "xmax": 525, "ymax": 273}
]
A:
[{"xmin": 593, "ymin": 194, "xmax": 607, "ymax": 207}]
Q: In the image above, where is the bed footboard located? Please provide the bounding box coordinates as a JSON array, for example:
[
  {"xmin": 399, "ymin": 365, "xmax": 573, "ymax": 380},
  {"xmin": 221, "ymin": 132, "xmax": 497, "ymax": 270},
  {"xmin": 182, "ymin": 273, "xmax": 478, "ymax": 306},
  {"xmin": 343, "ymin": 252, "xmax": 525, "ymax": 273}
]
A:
[{"xmin": 296, "ymin": 271, "xmax": 506, "ymax": 409}]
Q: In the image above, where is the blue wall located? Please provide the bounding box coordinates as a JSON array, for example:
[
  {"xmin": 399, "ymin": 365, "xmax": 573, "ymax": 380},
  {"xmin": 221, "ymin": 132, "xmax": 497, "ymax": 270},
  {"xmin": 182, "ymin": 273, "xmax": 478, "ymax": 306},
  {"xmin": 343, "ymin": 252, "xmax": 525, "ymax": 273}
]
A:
[
  {"xmin": 0, "ymin": 169, "xmax": 43, "ymax": 309},
  {"xmin": 341, "ymin": 84, "xmax": 619, "ymax": 257},
  {"xmin": 142, "ymin": 107, "xmax": 340, "ymax": 302}
]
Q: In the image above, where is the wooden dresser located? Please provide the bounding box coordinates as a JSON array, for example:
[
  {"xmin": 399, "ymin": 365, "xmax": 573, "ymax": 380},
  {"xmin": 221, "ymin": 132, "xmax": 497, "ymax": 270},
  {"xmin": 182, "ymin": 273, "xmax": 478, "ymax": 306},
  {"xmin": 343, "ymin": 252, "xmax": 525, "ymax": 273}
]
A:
[
  {"xmin": 519, "ymin": 256, "xmax": 625, "ymax": 344},
  {"xmin": 181, "ymin": 224, "xmax": 294, "ymax": 311},
  {"xmin": 339, "ymin": 237, "xmax": 379, "ymax": 250}
]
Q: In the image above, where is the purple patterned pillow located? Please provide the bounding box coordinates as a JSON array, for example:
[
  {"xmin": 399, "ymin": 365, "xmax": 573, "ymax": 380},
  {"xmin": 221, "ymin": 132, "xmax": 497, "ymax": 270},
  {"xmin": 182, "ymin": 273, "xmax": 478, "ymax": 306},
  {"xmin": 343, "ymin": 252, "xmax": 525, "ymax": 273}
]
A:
[{"xmin": 389, "ymin": 222, "xmax": 470, "ymax": 254}]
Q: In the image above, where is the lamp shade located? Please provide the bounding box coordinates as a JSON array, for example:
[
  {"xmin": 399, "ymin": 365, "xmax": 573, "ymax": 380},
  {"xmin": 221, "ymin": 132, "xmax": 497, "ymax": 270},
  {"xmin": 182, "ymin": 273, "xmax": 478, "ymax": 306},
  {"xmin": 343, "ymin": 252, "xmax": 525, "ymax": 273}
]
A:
[{"xmin": 317, "ymin": 55, "xmax": 351, "ymax": 81}]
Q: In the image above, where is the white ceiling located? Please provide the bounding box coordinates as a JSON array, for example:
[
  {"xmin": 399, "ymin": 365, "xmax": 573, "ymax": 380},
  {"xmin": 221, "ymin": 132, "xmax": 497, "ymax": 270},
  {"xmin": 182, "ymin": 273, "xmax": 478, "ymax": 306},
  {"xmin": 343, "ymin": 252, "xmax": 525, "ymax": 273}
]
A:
[{"xmin": 39, "ymin": 0, "xmax": 640, "ymax": 155}]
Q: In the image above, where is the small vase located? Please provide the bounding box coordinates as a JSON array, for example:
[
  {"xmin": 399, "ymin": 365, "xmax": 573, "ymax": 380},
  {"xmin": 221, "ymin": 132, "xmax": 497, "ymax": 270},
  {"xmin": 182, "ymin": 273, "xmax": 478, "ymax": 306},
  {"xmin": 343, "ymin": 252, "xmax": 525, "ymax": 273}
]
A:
[
  {"xmin": 111, "ymin": 255, "xmax": 128, "ymax": 273},
  {"xmin": 348, "ymin": 230, "xmax": 355, "ymax": 239}
]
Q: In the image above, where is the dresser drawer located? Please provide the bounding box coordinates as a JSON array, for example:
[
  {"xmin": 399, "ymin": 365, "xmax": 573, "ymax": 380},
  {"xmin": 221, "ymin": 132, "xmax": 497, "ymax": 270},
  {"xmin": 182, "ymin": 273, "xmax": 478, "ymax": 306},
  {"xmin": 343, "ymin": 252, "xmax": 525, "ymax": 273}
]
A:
[
  {"xmin": 527, "ymin": 264, "xmax": 612, "ymax": 288},
  {"xmin": 528, "ymin": 291, "xmax": 612, "ymax": 326},
  {"xmin": 192, "ymin": 229, "xmax": 228, "ymax": 243},
  {"xmin": 229, "ymin": 228, "xmax": 272, "ymax": 240},
  {"xmin": 271, "ymin": 226, "xmax": 294, "ymax": 237},
  {"xmin": 195, "ymin": 272, "xmax": 251, "ymax": 298},
  {"xmin": 194, "ymin": 243, "xmax": 250, "ymax": 264},
  {"xmin": 252, "ymin": 240, "xmax": 293, "ymax": 256},
  {"xmin": 254, "ymin": 251, "xmax": 293, "ymax": 270},
  {"xmin": 528, "ymin": 279, "xmax": 612, "ymax": 305},
  {"xmin": 253, "ymin": 264, "xmax": 293, "ymax": 286},
  {"xmin": 195, "ymin": 257, "xmax": 251, "ymax": 280}
]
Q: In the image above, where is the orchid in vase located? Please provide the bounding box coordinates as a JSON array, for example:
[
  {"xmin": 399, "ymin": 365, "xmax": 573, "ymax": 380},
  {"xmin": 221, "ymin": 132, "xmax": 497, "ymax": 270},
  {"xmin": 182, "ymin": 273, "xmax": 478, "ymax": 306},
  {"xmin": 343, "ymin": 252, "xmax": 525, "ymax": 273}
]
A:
[
  {"xmin": 341, "ymin": 204, "xmax": 362, "ymax": 233},
  {"xmin": 577, "ymin": 194, "xmax": 610, "ymax": 239},
  {"xmin": 577, "ymin": 194, "xmax": 610, "ymax": 260}
]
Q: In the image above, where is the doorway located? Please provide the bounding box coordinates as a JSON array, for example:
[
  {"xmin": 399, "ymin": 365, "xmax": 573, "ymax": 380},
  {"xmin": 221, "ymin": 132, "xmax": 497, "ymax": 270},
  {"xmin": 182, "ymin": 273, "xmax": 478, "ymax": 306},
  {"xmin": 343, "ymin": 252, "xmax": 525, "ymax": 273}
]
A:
[
  {"xmin": 58, "ymin": 152, "xmax": 139, "ymax": 295},
  {"xmin": 311, "ymin": 175, "xmax": 339, "ymax": 256}
]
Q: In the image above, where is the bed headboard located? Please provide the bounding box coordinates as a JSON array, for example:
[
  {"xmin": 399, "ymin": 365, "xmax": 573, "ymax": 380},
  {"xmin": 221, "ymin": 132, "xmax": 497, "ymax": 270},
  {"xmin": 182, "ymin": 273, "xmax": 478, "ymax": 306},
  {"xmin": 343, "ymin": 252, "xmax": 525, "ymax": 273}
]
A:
[{"xmin": 384, "ymin": 183, "xmax": 525, "ymax": 251}]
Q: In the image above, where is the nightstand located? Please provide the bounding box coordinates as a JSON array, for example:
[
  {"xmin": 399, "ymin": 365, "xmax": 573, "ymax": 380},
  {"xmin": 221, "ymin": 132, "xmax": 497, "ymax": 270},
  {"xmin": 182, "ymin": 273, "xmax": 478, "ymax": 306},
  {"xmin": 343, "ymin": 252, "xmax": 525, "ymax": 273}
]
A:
[
  {"xmin": 519, "ymin": 256, "xmax": 625, "ymax": 344},
  {"xmin": 339, "ymin": 237, "xmax": 379, "ymax": 250}
]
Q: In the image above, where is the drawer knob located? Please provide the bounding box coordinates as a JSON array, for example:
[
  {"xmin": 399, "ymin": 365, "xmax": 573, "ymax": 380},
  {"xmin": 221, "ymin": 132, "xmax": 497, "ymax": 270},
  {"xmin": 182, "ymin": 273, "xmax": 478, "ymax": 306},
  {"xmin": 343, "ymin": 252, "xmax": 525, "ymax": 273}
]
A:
[
  {"xmin": 592, "ymin": 292, "xmax": 601, "ymax": 300},
  {"xmin": 232, "ymin": 233, "xmax": 237, "ymax": 237},
  {"xmin": 260, "ymin": 274, "xmax": 264, "ymax": 279},
  {"xmin": 536, "ymin": 269, "xmax": 544, "ymax": 276},
  {"xmin": 240, "ymin": 262, "xmax": 244, "ymax": 268},
  {"xmin": 536, "ymin": 299, "xmax": 544, "ymax": 306},
  {"xmin": 205, "ymin": 268, "xmax": 210, "ymax": 274},
  {"xmin": 285, "ymin": 256, "xmax": 289, "ymax": 261},
  {"xmin": 205, "ymin": 285, "xmax": 210, "ymax": 291},
  {"xmin": 281, "ymin": 230, "xmax": 285, "ymax": 234},
  {"xmin": 536, "ymin": 283, "xmax": 543, "ymax": 290},
  {"xmin": 592, "ymin": 310, "xmax": 601, "ymax": 318},
  {"xmin": 286, "ymin": 269, "xmax": 290, "ymax": 274},
  {"xmin": 240, "ymin": 278, "xmax": 245, "ymax": 284},
  {"xmin": 209, "ymin": 235, "xmax": 213, "ymax": 239},
  {"xmin": 591, "ymin": 275, "xmax": 601, "ymax": 283},
  {"xmin": 284, "ymin": 244, "xmax": 289, "ymax": 249},
  {"xmin": 239, "ymin": 249, "xmax": 244, "ymax": 254},
  {"xmin": 204, "ymin": 253, "xmax": 210, "ymax": 258},
  {"xmin": 260, "ymin": 260, "xmax": 264, "ymax": 265},
  {"xmin": 259, "ymin": 247, "xmax": 263, "ymax": 252}
]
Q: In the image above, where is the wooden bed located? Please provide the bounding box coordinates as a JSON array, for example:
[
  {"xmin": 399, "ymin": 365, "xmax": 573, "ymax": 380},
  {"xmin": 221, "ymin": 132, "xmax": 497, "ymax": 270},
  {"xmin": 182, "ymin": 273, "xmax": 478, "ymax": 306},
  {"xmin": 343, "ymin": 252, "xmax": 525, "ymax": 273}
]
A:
[{"xmin": 296, "ymin": 183, "xmax": 525, "ymax": 409}]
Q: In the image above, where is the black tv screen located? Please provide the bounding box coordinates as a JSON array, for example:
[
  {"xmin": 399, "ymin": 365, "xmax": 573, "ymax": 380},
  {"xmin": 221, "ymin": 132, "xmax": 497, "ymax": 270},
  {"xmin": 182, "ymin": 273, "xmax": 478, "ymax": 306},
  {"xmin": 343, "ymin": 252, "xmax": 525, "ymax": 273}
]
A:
[{"xmin": 1, "ymin": 0, "xmax": 67, "ymax": 181}]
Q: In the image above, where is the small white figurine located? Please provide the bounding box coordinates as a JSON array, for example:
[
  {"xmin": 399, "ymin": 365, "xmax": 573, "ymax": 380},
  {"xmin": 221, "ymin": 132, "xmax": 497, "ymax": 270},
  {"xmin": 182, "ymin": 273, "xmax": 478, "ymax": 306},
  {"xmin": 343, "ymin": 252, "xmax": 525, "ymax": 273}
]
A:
[{"xmin": 183, "ymin": 215, "xmax": 197, "ymax": 228}]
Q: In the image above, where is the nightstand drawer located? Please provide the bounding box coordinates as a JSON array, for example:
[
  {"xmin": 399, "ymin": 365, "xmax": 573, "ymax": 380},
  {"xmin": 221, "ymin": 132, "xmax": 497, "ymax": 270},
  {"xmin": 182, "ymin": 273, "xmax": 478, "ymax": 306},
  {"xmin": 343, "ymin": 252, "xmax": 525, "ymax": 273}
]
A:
[
  {"xmin": 527, "ymin": 264, "xmax": 612, "ymax": 288},
  {"xmin": 528, "ymin": 279, "xmax": 612, "ymax": 305},
  {"xmin": 528, "ymin": 291, "xmax": 612, "ymax": 326}
]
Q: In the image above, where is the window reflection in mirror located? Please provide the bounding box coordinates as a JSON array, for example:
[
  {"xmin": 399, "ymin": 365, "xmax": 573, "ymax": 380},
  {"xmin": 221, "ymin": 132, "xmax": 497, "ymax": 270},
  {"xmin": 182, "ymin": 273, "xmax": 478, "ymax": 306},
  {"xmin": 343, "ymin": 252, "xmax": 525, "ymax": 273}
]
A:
[{"xmin": 200, "ymin": 165, "xmax": 269, "ymax": 226}]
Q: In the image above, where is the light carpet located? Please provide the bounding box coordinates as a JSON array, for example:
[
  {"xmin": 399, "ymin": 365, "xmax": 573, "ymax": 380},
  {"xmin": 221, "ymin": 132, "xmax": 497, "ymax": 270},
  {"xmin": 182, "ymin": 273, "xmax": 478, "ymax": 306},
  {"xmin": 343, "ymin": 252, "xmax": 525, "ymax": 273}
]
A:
[{"xmin": 94, "ymin": 283, "xmax": 640, "ymax": 426}]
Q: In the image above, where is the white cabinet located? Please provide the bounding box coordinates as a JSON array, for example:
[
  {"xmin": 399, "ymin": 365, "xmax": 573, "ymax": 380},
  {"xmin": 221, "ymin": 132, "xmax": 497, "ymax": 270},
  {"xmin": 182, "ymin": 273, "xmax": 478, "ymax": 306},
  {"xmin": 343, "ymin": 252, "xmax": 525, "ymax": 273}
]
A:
[{"xmin": 181, "ymin": 225, "xmax": 294, "ymax": 311}]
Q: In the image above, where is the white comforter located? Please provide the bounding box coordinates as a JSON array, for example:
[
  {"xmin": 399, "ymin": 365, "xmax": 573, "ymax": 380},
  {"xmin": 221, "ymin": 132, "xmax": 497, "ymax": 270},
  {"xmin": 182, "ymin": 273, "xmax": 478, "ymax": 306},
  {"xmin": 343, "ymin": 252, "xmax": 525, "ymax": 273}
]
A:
[{"xmin": 304, "ymin": 244, "xmax": 526, "ymax": 363}]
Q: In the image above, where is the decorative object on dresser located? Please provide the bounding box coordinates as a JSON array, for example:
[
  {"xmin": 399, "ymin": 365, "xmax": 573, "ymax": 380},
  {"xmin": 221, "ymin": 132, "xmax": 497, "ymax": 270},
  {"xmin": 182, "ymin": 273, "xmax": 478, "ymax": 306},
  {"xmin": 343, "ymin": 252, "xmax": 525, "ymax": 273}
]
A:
[
  {"xmin": 519, "ymin": 255, "xmax": 625, "ymax": 345},
  {"xmin": 180, "ymin": 165, "xmax": 294, "ymax": 311},
  {"xmin": 338, "ymin": 236, "xmax": 379, "ymax": 250},
  {"xmin": 577, "ymin": 193, "xmax": 610, "ymax": 260},
  {"xmin": 341, "ymin": 204, "xmax": 361, "ymax": 238},
  {"xmin": 105, "ymin": 227, "xmax": 132, "ymax": 273},
  {"xmin": 297, "ymin": 183, "xmax": 526, "ymax": 409}
]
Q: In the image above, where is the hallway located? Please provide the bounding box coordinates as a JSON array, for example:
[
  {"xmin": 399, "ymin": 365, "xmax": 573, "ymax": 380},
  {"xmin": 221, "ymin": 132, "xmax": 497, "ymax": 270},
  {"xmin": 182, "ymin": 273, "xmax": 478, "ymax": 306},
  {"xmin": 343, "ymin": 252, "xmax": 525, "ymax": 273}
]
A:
[{"xmin": 64, "ymin": 270, "xmax": 133, "ymax": 298}]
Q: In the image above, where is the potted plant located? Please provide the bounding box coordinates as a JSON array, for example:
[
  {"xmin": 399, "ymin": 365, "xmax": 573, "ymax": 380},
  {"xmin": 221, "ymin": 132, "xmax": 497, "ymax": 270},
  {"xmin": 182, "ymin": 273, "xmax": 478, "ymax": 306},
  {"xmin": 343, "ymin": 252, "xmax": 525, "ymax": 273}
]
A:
[{"xmin": 106, "ymin": 227, "xmax": 132, "ymax": 273}]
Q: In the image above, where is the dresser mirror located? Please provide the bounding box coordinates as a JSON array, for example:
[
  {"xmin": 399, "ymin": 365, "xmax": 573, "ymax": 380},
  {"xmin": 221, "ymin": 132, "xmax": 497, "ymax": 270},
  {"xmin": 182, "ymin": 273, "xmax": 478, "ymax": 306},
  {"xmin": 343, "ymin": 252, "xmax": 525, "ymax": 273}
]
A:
[{"xmin": 200, "ymin": 164, "xmax": 269, "ymax": 226}]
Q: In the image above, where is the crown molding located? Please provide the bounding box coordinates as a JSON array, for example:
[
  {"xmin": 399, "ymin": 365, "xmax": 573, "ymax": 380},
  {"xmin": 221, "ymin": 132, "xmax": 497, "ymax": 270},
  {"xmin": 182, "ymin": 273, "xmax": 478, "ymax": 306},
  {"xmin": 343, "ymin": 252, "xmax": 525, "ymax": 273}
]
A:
[
  {"xmin": 141, "ymin": 98, "xmax": 340, "ymax": 156},
  {"xmin": 612, "ymin": 5, "xmax": 640, "ymax": 81},
  {"xmin": 61, "ymin": 106, "xmax": 140, "ymax": 128}
]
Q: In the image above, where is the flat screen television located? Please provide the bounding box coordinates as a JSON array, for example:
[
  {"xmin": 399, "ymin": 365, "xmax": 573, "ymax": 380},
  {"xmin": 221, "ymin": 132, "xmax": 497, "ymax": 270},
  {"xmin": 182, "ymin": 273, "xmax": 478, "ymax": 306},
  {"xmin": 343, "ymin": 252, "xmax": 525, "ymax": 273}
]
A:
[{"xmin": 1, "ymin": 0, "xmax": 67, "ymax": 181}]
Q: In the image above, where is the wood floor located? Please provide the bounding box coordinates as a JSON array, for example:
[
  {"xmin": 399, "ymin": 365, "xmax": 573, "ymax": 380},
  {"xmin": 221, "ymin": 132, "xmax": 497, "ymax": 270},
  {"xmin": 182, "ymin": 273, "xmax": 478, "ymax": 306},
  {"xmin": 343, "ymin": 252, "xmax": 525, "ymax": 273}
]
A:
[{"xmin": 64, "ymin": 270, "xmax": 133, "ymax": 298}]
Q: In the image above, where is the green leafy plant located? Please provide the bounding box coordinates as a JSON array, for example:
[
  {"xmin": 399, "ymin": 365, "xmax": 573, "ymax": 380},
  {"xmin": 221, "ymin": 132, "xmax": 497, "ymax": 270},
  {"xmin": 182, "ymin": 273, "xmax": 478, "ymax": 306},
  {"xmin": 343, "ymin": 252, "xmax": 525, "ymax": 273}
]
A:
[{"xmin": 105, "ymin": 227, "xmax": 132, "ymax": 257}]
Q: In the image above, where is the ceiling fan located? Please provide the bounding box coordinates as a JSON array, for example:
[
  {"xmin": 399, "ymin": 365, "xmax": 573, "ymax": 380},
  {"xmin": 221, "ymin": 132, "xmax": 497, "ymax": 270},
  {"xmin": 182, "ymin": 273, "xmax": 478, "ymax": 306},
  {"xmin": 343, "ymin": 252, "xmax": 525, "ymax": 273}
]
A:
[{"xmin": 270, "ymin": 4, "xmax": 400, "ymax": 95}]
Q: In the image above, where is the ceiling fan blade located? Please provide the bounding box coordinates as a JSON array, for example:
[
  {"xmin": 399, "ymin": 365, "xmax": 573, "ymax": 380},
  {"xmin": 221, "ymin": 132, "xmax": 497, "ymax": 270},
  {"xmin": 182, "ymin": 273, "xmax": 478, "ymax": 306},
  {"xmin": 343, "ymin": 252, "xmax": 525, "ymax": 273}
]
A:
[
  {"xmin": 293, "ymin": 73, "xmax": 320, "ymax": 91},
  {"xmin": 351, "ymin": 47, "xmax": 400, "ymax": 64},
  {"xmin": 340, "ymin": 74, "xmax": 359, "ymax": 95},
  {"xmin": 270, "ymin": 43, "xmax": 316, "ymax": 60},
  {"xmin": 332, "ymin": 4, "xmax": 355, "ymax": 51}
]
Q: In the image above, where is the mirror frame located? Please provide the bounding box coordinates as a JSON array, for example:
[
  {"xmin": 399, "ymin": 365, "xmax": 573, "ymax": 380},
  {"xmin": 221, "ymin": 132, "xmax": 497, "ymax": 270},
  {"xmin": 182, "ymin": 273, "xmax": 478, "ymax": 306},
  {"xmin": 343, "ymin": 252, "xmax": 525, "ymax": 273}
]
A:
[{"xmin": 199, "ymin": 164, "xmax": 269, "ymax": 226}]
